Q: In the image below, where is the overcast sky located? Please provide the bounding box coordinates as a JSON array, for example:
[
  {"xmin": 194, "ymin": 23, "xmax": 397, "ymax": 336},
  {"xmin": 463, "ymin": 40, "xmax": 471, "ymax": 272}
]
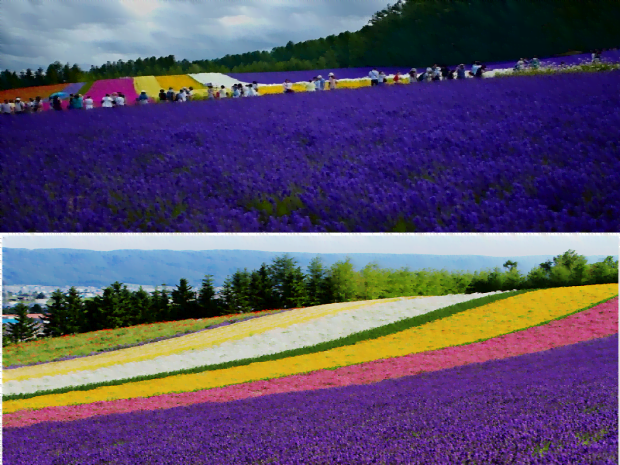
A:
[
  {"xmin": 1, "ymin": 0, "xmax": 385, "ymax": 72},
  {"xmin": 2, "ymin": 234, "xmax": 618, "ymax": 257}
]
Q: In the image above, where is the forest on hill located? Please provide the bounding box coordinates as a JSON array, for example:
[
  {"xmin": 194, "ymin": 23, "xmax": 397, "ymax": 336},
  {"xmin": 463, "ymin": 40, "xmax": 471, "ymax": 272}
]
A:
[{"xmin": 2, "ymin": 0, "xmax": 619, "ymax": 90}]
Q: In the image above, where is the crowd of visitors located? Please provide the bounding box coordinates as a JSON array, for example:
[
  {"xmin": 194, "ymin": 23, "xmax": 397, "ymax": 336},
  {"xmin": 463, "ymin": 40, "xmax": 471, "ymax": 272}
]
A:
[{"xmin": 1, "ymin": 52, "xmax": 613, "ymax": 115}]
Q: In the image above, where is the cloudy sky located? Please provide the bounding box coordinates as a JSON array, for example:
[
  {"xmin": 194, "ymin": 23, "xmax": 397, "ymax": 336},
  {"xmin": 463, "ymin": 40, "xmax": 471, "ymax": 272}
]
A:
[
  {"xmin": 3, "ymin": 234, "xmax": 618, "ymax": 257},
  {"xmin": 1, "ymin": 0, "xmax": 385, "ymax": 72}
]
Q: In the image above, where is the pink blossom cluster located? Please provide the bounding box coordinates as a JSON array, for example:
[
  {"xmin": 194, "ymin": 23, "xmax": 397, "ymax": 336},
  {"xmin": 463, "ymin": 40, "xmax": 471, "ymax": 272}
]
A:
[{"xmin": 5, "ymin": 297, "xmax": 617, "ymax": 429}]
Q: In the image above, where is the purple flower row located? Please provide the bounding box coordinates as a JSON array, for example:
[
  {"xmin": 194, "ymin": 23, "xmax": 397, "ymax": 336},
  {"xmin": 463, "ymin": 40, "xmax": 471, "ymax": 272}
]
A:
[
  {"xmin": 2, "ymin": 71, "xmax": 619, "ymax": 232},
  {"xmin": 3, "ymin": 334, "xmax": 617, "ymax": 464}
]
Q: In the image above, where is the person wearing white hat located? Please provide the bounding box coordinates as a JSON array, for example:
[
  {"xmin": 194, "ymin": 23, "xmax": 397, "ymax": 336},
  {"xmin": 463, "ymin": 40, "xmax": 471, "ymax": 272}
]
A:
[
  {"xmin": 328, "ymin": 73, "xmax": 337, "ymax": 90},
  {"xmin": 13, "ymin": 97, "xmax": 24, "ymax": 113},
  {"xmin": 316, "ymin": 75, "xmax": 325, "ymax": 91}
]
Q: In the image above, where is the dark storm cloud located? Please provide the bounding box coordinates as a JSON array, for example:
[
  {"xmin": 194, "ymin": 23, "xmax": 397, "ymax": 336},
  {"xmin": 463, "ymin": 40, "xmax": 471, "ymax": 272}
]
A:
[{"xmin": 1, "ymin": 0, "xmax": 386, "ymax": 71}]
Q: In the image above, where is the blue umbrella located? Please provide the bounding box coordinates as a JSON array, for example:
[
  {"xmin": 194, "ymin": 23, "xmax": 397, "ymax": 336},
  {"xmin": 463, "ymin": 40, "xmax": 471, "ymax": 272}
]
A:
[{"xmin": 48, "ymin": 92, "xmax": 69, "ymax": 99}]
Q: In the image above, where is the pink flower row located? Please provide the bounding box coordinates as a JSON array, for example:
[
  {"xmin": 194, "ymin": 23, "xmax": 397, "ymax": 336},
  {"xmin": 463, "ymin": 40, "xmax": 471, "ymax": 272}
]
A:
[{"xmin": 4, "ymin": 297, "xmax": 617, "ymax": 429}]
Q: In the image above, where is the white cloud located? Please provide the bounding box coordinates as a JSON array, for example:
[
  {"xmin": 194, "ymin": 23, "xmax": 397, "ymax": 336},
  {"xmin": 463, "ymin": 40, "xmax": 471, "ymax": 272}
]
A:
[{"xmin": 1, "ymin": 0, "xmax": 387, "ymax": 71}]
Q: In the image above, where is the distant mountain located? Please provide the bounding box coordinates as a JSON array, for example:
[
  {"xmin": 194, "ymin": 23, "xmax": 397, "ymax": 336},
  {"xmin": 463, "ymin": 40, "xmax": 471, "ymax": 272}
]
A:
[{"xmin": 3, "ymin": 248, "xmax": 615, "ymax": 288}]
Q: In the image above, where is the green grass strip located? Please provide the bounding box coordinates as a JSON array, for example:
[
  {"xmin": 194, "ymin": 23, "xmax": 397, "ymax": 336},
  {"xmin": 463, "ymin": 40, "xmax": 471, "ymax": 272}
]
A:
[
  {"xmin": 76, "ymin": 81, "xmax": 95, "ymax": 95},
  {"xmin": 4, "ymin": 290, "xmax": 531, "ymax": 402}
]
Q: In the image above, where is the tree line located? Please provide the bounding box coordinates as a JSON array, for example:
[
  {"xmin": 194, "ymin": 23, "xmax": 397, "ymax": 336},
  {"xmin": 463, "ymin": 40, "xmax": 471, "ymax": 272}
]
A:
[
  {"xmin": 3, "ymin": 251, "xmax": 617, "ymax": 345},
  {"xmin": 3, "ymin": 0, "xmax": 619, "ymax": 91}
]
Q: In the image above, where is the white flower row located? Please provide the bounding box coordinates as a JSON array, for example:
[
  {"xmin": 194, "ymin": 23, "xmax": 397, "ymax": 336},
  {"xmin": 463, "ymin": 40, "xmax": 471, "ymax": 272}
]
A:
[{"xmin": 4, "ymin": 292, "xmax": 505, "ymax": 396}]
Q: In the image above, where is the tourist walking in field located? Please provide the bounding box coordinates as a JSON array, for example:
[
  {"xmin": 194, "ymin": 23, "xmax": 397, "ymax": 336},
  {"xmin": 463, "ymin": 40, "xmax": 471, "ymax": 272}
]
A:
[
  {"xmin": 51, "ymin": 96, "xmax": 62, "ymax": 110},
  {"xmin": 166, "ymin": 87, "xmax": 175, "ymax": 101},
  {"xmin": 408, "ymin": 68, "xmax": 417, "ymax": 82},
  {"xmin": 283, "ymin": 79, "xmax": 294, "ymax": 93},
  {"xmin": 12, "ymin": 98, "xmax": 23, "ymax": 113},
  {"xmin": 207, "ymin": 85, "xmax": 215, "ymax": 99},
  {"xmin": 137, "ymin": 91, "xmax": 149, "ymax": 104},
  {"xmin": 114, "ymin": 93, "xmax": 125, "ymax": 106},
  {"xmin": 73, "ymin": 94, "xmax": 83, "ymax": 109},
  {"xmin": 306, "ymin": 79, "xmax": 316, "ymax": 92},
  {"xmin": 84, "ymin": 95, "xmax": 94, "ymax": 109},
  {"xmin": 1, "ymin": 99, "xmax": 11, "ymax": 114},
  {"xmin": 457, "ymin": 64, "xmax": 466, "ymax": 79},
  {"xmin": 474, "ymin": 64, "xmax": 486, "ymax": 78},
  {"xmin": 101, "ymin": 94, "xmax": 113, "ymax": 108},
  {"xmin": 246, "ymin": 84, "xmax": 258, "ymax": 96},
  {"xmin": 186, "ymin": 87, "xmax": 194, "ymax": 100},
  {"xmin": 530, "ymin": 56, "xmax": 540, "ymax": 69},
  {"xmin": 219, "ymin": 85, "xmax": 227, "ymax": 98},
  {"xmin": 252, "ymin": 81, "xmax": 258, "ymax": 92},
  {"xmin": 317, "ymin": 75, "xmax": 326, "ymax": 90},
  {"xmin": 328, "ymin": 73, "xmax": 337, "ymax": 89},
  {"xmin": 369, "ymin": 68, "xmax": 379, "ymax": 86},
  {"xmin": 32, "ymin": 96, "xmax": 42, "ymax": 112},
  {"xmin": 378, "ymin": 71, "xmax": 386, "ymax": 85},
  {"xmin": 158, "ymin": 89, "xmax": 167, "ymax": 101},
  {"xmin": 232, "ymin": 85, "xmax": 240, "ymax": 97}
]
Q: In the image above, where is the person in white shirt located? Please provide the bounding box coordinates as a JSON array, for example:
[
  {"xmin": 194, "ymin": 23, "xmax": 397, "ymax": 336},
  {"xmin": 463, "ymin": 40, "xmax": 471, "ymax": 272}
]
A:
[
  {"xmin": 179, "ymin": 89, "xmax": 186, "ymax": 102},
  {"xmin": 1, "ymin": 99, "xmax": 11, "ymax": 114},
  {"xmin": 328, "ymin": 73, "xmax": 337, "ymax": 90},
  {"xmin": 245, "ymin": 84, "xmax": 257, "ymax": 96},
  {"xmin": 186, "ymin": 87, "xmax": 193, "ymax": 100},
  {"xmin": 378, "ymin": 71, "xmax": 386, "ymax": 85},
  {"xmin": 252, "ymin": 81, "xmax": 258, "ymax": 92},
  {"xmin": 425, "ymin": 68, "xmax": 433, "ymax": 82},
  {"xmin": 13, "ymin": 98, "xmax": 24, "ymax": 113},
  {"xmin": 432, "ymin": 65, "xmax": 442, "ymax": 81},
  {"xmin": 101, "ymin": 94, "xmax": 114, "ymax": 108},
  {"xmin": 84, "ymin": 96, "xmax": 94, "ymax": 109},
  {"xmin": 369, "ymin": 69, "xmax": 379, "ymax": 86},
  {"xmin": 306, "ymin": 79, "xmax": 316, "ymax": 92},
  {"xmin": 207, "ymin": 85, "xmax": 215, "ymax": 99},
  {"xmin": 283, "ymin": 79, "xmax": 294, "ymax": 93},
  {"xmin": 115, "ymin": 93, "xmax": 125, "ymax": 106},
  {"xmin": 219, "ymin": 85, "xmax": 227, "ymax": 98}
]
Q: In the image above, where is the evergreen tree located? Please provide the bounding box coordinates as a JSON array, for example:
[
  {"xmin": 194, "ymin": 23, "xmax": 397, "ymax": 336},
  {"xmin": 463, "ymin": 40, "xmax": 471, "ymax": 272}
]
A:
[
  {"xmin": 132, "ymin": 286, "xmax": 152, "ymax": 325},
  {"xmin": 197, "ymin": 275, "xmax": 221, "ymax": 318},
  {"xmin": 249, "ymin": 264, "xmax": 273, "ymax": 311},
  {"xmin": 306, "ymin": 256, "xmax": 329, "ymax": 306},
  {"xmin": 64, "ymin": 287, "xmax": 85, "ymax": 334},
  {"xmin": 170, "ymin": 278, "xmax": 198, "ymax": 320},
  {"xmin": 99, "ymin": 282, "xmax": 134, "ymax": 329},
  {"xmin": 7, "ymin": 303, "xmax": 40, "ymax": 343},
  {"xmin": 44, "ymin": 289, "xmax": 70, "ymax": 337}
]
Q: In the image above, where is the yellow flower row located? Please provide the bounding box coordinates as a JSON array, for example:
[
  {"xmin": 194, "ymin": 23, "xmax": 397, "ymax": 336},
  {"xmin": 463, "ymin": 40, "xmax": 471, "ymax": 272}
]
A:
[
  {"xmin": 6, "ymin": 297, "xmax": 412, "ymax": 382},
  {"xmin": 132, "ymin": 76, "xmax": 162, "ymax": 98},
  {"xmin": 5, "ymin": 285, "xmax": 614, "ymax": 414}
]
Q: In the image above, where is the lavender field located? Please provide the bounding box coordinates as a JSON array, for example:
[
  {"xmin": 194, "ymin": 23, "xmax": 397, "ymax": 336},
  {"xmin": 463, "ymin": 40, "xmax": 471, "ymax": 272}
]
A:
[
  {"xmin": 3, "ymin": 334, "xmax": 617, "ymax": 464},
  {"xmin": 1, "ymin": 71, "xmax": 619, "ymax": 232}
]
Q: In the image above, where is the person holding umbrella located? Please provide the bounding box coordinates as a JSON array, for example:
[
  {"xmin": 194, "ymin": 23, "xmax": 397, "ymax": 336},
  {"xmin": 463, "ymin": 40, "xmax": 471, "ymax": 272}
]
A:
[{"xmin": 52, "ymin": 96, "xmax": 63, "ymax": 111}]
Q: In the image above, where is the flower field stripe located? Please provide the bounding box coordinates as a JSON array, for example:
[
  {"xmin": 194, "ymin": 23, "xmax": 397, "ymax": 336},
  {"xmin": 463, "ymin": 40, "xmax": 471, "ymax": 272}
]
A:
[
  {"xmin": 3, "ymin": 285, "xmax": 613, "ymax": 411},
  {"xmin": 2, "ymin": 291, "xmax": 522, "ymax": 404},
  {"xmin": 4, "ymin": 296, "xmax": 616, "ymax": 429},
  {"xmin": 3, "ymin": 294, "xmax": 492, "ymax": 395},
  {"xmin": 4, "ymin": 297, "xmax": 409, "ymax": 383},
  {"xmin": 0, "ymin": 83, "xmax": 72, "ymax": 102},
  {"xmin": 3, "ymin": 308, "xmax": 291, "ymax": 370},
  {"xmin": 155, "ymin": 75, "xmax": 205, "ymax": 93},
  {"xmin": 132, "ymin": 76, "xmax": 162, "ymax": 99},
  {"xmin": 84, "ymin": 78, "xmax": 139, "ymax": 107},
  {"xmin": 3, "ymin": 335, "xmax": 617, "ymax": 464},
  {"xmin": 3, "ymin": 286, "xmax": 614, "ymax": 408}
]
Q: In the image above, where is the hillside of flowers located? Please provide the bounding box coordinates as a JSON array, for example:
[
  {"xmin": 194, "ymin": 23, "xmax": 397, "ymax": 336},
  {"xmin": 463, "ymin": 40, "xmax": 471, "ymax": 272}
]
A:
[
  {"xmin": 2, "ymin": 69, "xmax": 619, "ymax": 232},
  {"xmin": 2, "ymin": 284, "xmax": 617, "ymax": 464}
]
